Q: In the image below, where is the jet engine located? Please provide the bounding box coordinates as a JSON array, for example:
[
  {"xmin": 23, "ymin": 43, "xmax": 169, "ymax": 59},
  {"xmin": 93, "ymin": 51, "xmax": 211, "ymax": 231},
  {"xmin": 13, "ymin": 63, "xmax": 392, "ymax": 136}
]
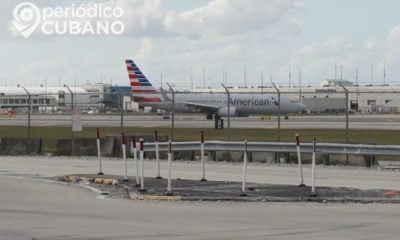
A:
[{"xmin": 217, "ymin": 107, "xmax": 238, "ymax": 117}]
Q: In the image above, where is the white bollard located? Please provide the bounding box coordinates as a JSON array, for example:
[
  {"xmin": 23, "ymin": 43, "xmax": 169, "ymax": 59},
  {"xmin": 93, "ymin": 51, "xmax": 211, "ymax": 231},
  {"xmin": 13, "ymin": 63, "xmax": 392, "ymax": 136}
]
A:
[
  {"xmin": 131, "ymin": 137, "xmax": 140, "ymax": 187},
  {"xmin": 155, "ymin": 130, "xmax": 162, "ymax": 179},
  {"xmin": 139, "ymin": 138, "xmax": 146, "ymax": 192},
  {"xmin": 241, "ymin": 140, "xmax": 248, "ymax": 196},
  {"xmin": 200, "ymin": 131, "xmax": 207, "ymax": 181},
  {"xmin": 296, "ymin": 134, "xmax": 305, "ymax": 187},
  {"xmin": 166, "ymin": 140, "xmax": 173, "ymax": 196},
  {"xmin": 96, "ymin": 128, "xmax": 104, "ymax": 175},
  {"xmin": 121, "ymin": 132, "xmax": 128, "ymax": 182},
  {"xmin": 310, "ymin": 139, "xmax": 317, "ymax": 197}
]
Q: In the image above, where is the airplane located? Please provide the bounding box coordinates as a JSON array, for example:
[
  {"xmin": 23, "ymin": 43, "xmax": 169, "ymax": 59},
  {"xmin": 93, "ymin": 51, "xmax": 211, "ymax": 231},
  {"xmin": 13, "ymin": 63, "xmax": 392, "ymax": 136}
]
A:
[{"xmin": 125, "ymin": 59, "xmax": 306, "ymax": 119}]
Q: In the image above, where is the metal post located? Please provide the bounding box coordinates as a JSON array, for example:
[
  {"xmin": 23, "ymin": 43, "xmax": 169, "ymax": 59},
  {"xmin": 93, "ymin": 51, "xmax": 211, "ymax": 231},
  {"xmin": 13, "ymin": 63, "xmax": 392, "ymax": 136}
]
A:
[
  {"xmin": 261, "ymin": 70, "xmax": 264, "ymax": 94},
  {"xmin": 240, "ymin": 140, "xmax": 248, "ymax": 196},
  {"xmin": 120, "ymin": 92, "xmax": 124, "ymax": 133},
  {"xmin": 64, "ymin": 84, "xmax": 74, "ymax": 156},
  {"xmin": 345, "ymin": 90, "xmax": 349, "ymax": 144},
  {"xmin": 339, "ymin": 83, "xmax": 349, "ymax": 164},
  {"xmin": 295, "ymin": 134, "xmax": 305, "ymax": 187},
  {"xmin": 22, "ymin": 87, "xmax": 31, "ymax": 155},
  {"xmin": 131, "ymin": 137, "xmax": 140, "ymax": 187},
  {"xmin": 155, "ymin": 130, "xmax": 162, "ymax": 179},
  {"xmin": 310, "ymin": 139, "xmax": 317, "ymax": 197},
  {"xmin": 203, "ymin": 67, "xmax": 206, "ymax": 89},
  {"xmin": 297, "ymin": 67, "xmax": 302, "ymax": 103},
  {"xmin": 121, "ymin": 132, "xmax": 128, "ymax": 182},
  {"xmin": 167, "ymin": 83, "xmax": 175, "ymax": 141},
  {"xmin": 272, "ymin": 83, "xmax": 281, "ymax": 142},
  {"xmin": 96, "ymin": 128, "xmax": 104, "ymax": 175},
  {"xmin": 200, "ymin": 131, "xmax": 207, "ymax": 181},
  {"xmin": 356, "ymin": 68, "xmax": 359, "ymax": 111},
  {"xmin": 221, "ymin": 84, "xmax": 231, "ymax": 141},
  {"xmin": 139, "ymin": 138, "xmax": 146, "ymax": 192},
  {"xmin": 166, "ymin": 140, "xmax": 173, "ymax": 196},
  {"xmin": 383, "ymin": 61, "xmax": 386, "ymax": 85}
]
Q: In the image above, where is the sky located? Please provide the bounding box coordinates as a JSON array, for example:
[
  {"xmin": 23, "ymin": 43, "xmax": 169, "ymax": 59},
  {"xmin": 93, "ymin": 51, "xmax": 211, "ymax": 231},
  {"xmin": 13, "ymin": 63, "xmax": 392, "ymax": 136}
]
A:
[{"xmin": 1, "ymin": 0, "xmax": 400, "ymax": 89}]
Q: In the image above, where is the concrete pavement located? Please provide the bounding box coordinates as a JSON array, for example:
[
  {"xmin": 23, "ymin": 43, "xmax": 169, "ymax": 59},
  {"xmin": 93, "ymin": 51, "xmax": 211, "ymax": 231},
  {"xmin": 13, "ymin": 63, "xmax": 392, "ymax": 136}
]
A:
[
  {"xmin": 0, "ymin": 156, "xmax": 399, "ymax": 190},
  {"xmin": 1, "ymin": 175, "xmax": 400, "ymax": 240},
  {"xmin": 1, "ymin": 156, "xmax": 400, "ymax": 239}
]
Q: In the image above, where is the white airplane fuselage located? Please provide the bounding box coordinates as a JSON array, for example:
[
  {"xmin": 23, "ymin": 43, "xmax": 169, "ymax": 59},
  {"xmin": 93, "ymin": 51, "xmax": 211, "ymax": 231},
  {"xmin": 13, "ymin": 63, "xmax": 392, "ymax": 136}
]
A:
[{"xmin": 140, "ymin": 92, "xmax": 305, "ymax": 116}]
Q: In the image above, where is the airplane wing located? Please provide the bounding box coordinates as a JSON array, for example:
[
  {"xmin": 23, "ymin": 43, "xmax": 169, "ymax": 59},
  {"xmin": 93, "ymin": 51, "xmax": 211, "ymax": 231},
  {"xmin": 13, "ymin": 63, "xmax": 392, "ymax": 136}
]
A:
[
  {"xmin": 159, "ymin": 89, "xmax": 219, "ymax": 112},
  {"xmin": 177, "ymin": 101, "xmax": 219, "ymax": 112}
]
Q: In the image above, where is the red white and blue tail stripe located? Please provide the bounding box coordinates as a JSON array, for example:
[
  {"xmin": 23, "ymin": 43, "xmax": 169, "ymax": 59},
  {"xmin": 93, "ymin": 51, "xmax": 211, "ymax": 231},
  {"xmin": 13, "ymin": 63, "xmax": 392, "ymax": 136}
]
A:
[{"xmin": 125, "ymin": 59, "xmax": 162, "ymax": 103}]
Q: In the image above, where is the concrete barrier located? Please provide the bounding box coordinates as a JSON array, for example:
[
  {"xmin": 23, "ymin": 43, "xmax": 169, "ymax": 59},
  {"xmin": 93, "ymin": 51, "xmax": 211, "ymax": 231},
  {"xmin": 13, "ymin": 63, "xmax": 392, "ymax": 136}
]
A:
[
  {"xmin": 214, "ymin": 151, "xmax": 243, "ymax": 162},
  {"xmin": 329, "ymin": 154, "xmax": 377, "ymax": 167},
  {"xmin": 251, "ymin": 152, "xmax": 276, "ymax": 163},
  {"xmin": 0, "ymin": 138, "xmax": 42, "ymax": 155},
  {"xmin": 55, "ymin": 137, "xmax": 115, "ymax": 156},
  {"xmin": 171, "ymin": 151, "xmax": 193, "ymax": 161},
  {"xmin": 297, "ymin": 153, "xmax": 324, "ymax": 164}
]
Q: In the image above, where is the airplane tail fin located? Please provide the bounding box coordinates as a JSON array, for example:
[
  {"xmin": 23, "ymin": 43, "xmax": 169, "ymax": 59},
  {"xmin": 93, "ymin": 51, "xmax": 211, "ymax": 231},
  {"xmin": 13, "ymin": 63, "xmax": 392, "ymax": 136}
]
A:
[{"xmin": 125, "ymin": 59, "xmax": 162, "ymax": 103}]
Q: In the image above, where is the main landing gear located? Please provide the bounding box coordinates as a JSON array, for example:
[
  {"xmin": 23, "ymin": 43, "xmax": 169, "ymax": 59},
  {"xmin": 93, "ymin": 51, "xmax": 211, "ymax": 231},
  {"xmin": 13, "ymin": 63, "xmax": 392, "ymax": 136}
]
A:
[{"xmin": 206, "ymin": 114, "xmax": 221, "ymax": 120}]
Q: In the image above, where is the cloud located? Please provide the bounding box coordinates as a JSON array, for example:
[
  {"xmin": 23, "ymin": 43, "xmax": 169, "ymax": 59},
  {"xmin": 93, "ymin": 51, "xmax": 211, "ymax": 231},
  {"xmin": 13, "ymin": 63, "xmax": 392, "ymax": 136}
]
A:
[
  {"xmin": 364, "ymin": 38, "xmax": 377, "ymax": 51},
  {"xmin": 163, "ymin": 0, "xmax": 304, "ymax": 39},
  {"xmin": 115, "ymin": 0, "xmax": 166, "ymax": 37},
  {"xmin": 136, "ymin": 37, "xmax": 155, "ymax": 59},
  {"xmin": 387, "ymin": 25, "xmax": 400, "ymax": 51}
]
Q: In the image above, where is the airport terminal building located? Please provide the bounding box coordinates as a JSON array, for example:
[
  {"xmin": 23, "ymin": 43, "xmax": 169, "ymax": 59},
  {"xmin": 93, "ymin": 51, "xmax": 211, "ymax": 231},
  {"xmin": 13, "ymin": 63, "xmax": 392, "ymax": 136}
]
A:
[
  {"xmin": 0, "ymin": 87, "xmax": 89, "ymax": 112},
  {"xmin": 195, "ymin": 80, "xmax": 400, "ymax": 114},
  {"xmin": 0, "ymin": 84, "xmax": 137, "ymax": 113},
  {"xmin": 1, "ymin": 80, "xmax": 400, "ymax": 114}
]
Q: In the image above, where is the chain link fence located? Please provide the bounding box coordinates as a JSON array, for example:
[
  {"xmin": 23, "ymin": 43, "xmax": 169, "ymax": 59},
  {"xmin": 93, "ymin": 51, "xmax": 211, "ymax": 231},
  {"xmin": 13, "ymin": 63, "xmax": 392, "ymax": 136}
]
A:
[{"xmin": 1, "ymin": 88, "xmax": 400, "ymax": 156}]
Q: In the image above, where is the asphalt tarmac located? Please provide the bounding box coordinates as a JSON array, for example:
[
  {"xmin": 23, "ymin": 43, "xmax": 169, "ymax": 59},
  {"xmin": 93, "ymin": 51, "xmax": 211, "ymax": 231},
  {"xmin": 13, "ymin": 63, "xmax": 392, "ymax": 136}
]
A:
[{"xmin": 0, "ymin": 174, "xmax": 399, "ymax": 239}]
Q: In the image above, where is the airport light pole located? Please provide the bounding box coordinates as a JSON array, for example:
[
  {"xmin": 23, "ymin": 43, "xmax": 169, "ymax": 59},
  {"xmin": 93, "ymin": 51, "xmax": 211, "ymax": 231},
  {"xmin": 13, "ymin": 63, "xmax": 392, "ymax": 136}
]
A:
[
  {"xmin": 383, "ymin": 61, "xmax": 386, "ymax": 85},
  {"xmin": 271, "ymin": 83, "xmax": 281, "ymax": 142},
  {"xmin": 167, "ymin": 83, "xmax": 175, "ymax": 141},
  {"xmin": 203, "ymin": 67, "xmax": 206, "ymax": 89},
  {"xmin": 355, "ymin": 68, "xmax": 359, "ymax": 111},
  {"xmin": 114, "ymin": 86, "xmax": 125, "ymax": 133},
  {"xmin": 260, "ymin": 70, "xmax": 264, "ymax": 94},
  {"xmin": 116, "ymin": 86, "xmax": 124, "ymax": 132},
  {"xmin": 297, "ymin": 67, "xmax": 302, "ymax": 103},
  {"xmin": 22, "ymin": 87, "xmax": 31, "ymax": 155},
  {"xmin": 64, "ymin": 84, "xmax": 75, "ymax": 156},
  {"xmin": 221, "ymin": 83, "xmax": 231, "ymax": 141},
  {"xmin": 43, "ymin": 78, "xmax": 47, "ymax": 113},
  {"xmin": 120, "ymin": 92, "xmax": 124, "ymax": 133},
  {"xmin": 339, "ymin": 82, "xmax": 349, "ymax": 165}
]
